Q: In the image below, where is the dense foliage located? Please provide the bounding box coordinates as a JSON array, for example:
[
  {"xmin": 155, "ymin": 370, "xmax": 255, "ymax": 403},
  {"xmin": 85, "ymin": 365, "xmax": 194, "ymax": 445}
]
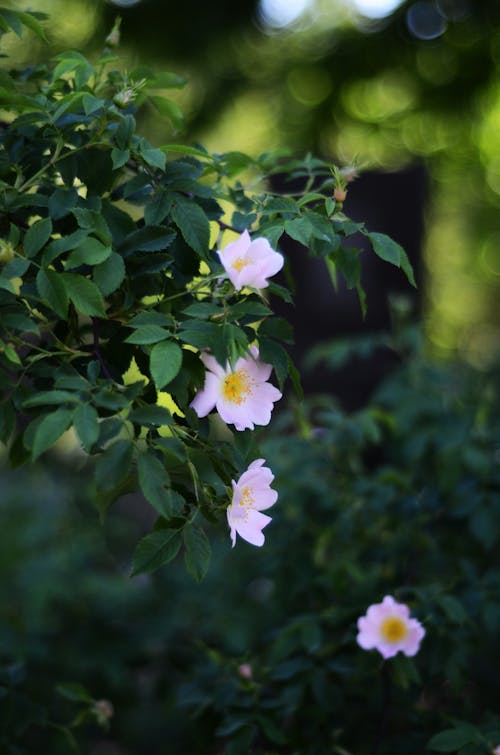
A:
[
  {"xmin": 0, "ymin": 10, "xmax": 413, "ymax": 579},
  {"xmin": 2, "ymin": 338, "xmax": 500, "ymax": 753},
  {"xmin": 2, "ymin": 9, "xmax": 499, "ymax": 755}
]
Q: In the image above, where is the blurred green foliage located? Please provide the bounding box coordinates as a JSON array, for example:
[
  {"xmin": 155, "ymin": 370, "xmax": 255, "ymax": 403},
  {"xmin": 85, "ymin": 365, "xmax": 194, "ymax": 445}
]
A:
[{"xmin": 1, "ymin": 328, "xmax": 500, "ymax": 753}]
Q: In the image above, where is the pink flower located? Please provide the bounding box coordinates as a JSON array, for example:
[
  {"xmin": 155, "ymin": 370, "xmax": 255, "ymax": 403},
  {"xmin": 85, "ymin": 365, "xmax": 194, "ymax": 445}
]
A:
[
  {"xmin": 493, "ymin": 748, "xmax": 500, "ymax": 755},
  {"xmin": 218, "ymin": 230, "xmax": 284, "ymax": 291},
  {"xmin": 227, "ymin": 459, "xmax": 278, "ymax": 547},
  {"xmin": 238, "ymin": 663, "xmax": 253, "ymax": 680},
  {"xmin": 189, "ymin": 345, "xmax": 282, "ymax": 431},
  {"xmin": 356, "ymin": 595, "xmax": 425, "ymax": 659}
]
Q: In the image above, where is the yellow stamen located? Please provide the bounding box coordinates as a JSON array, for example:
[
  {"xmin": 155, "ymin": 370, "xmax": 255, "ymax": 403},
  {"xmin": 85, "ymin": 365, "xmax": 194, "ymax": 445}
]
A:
[
  {"xmin": 232, "ymin": 257, "xmax": 250, "ymax": 272},
  {"xmin": 222, "ymin": 369, "xmax": 253, "ymax": 404},
  {"xmin": 380, "ymin": 616, "xmax": 408, "ymax": 643},
  {"xmin": 239, "ymin": 486, "xmax": 255, "ymax": 507}
]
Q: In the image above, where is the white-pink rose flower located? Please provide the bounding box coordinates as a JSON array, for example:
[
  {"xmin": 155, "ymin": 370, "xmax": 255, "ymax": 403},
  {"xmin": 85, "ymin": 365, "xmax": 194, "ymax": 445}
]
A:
[
  {"xmin": 218, "ymin": 230, "xmax": 284, "ymax": 291},
  {"xmin": 227, "ymin": 459, "xmax": 278, "ymax": 547},
  {"xmin": 356, "ymin": 595, "xmax": 426, "ymax": 659},
  {"xmin": 189, "ymin": 345, "xmax": 282, "ymax": 431}
]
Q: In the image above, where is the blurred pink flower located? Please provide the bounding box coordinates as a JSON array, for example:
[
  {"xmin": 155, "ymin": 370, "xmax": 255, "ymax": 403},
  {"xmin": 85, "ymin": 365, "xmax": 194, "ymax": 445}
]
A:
[
  {"xmin": 227, "ymin": 459, "xmax": 278, "ymax": 547},
  {"xmin": 218, "ymin": 230, "xmax": 284, "ymax": 291},
  {"xmin": 493, "ymin": 748, "xmax": 500, "ymax": 755},
  {"xmin": 356, "ymin": 595, "xmax": 425, "ymax": 659},
  {"xmin": 238, "ymin": 663, "xmax": 253, "ymax": 680},
  {"xmin": 190, "ymin": 345, "xmax": 282, "ymax": 431}
]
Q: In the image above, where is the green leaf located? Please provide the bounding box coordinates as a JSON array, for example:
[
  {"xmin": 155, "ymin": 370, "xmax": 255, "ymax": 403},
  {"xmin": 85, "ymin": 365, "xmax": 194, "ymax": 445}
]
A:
[
  {"xmin": 56, "ymin": 682, "xmax": 93, "ymax": 704},
  {"xmin": 263, "ymin": 196, "xmax": 299, "ymax": 215},
  {"xmin": 128, "ymin": 405, "xmax": 173, "ymax": 427},
  {"xmin": 65, "ymin": 238, "xmax": 112, "ymax": 269},
  {"xmin": 131, "ymin": 529, "xmax": 182, "ymax": 575},
  {"xmin": 24, "ymin": 217, "xmax": 52, "ymax": 258},
  {"xmin": 258, "ymin": 336, "xmax": 289, "ymax": 389},
  {"xmin": 94, "ymin": 439, "xmax": 133, "ymax": 491},
  {"xmin": 111, "ymin": 147, "xmax": 130, "ymax": 170},
  {"xmin": 1, "ymin": 312, "xmax": 38, "ymax": 334},
  {"xmin": 31, "ymin": 408, "xmax": 73, "ymax": 460},
  {"xmin": 128, "ymin": 312, "xmax": 173, "ymax": 327},
  {"xmin": 427, "ymin": 726, "xmax": 479, "ymax": 752},
  {"xmin": 183, "ymin": 523, "xmax": 211, "ymax": 582},
  {"xmin": 139, "ymin": 140, "xmax": 166, "ymax": 171},
  {"xmin": 149, "ymin": 95, "xmax": 184, "ymax": 129},
  {"xmin": 15, "ymin": 10, "xmax": 48, "ymax": 41},
  {"xmin": 23, "ymin": 390, "xmax": 80, "ymax": 408},
  {"xmin": 36, "ymin": 268, "xmax": 68, "ymax": 318},
  {"xmin": 124, "ymin": 325, "xmax": 170, "ymax": 344},
  {"xmin": 367, "ymin": 231, "xmax": 416, "ymax": 287},
  {"xmin": 118, "ymin": 226, "xmax": 176, "ymax": 256},
  {"xmin": 61, "ymin": 273, "xmax": 105, "ymax": 317},
  {"xmin": 150, "ymin": 340, "xmax": 183, "ymax": 389},
  {"xmin": 93, "ymin": 252, "xmax": 125, "ymax": 295},
  {"xmin": 171, "ymin": 195, "xmax": 210, "ymax": 258},
  {"xmin": 161, "ymin": 144, "xmax": 211, "ymax": 160},
  {"xmin": 284, "ymin": 216, "xmax": 313, "ymax": 246},
  {"xmin": 137, "ymin": 450, "xmax": 172, "ymax": 517},
  {"xmin": 1, "ymin": 256, "xmax": 29, "ymax": 278},
  {"xmin": 148, "ymin": 71, "xmax": 186, "ymax": 89},
  {"xmin": 73, "ymin": 403, "xmax": 100, "ymax": 452},
  {"xmin": 72, "ymin": 209, "xmax": 111, "ymax": 244},
  {"xmin": 48, "ymin": 187, "xmax": 78, "ymax": 220}
]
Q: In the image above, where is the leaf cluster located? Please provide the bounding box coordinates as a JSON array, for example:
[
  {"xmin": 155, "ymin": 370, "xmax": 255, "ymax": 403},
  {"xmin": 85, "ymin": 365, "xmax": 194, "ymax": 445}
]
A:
[{"xmin": 0, "ymin": 13, "xmax": 415, "ymax": 578}]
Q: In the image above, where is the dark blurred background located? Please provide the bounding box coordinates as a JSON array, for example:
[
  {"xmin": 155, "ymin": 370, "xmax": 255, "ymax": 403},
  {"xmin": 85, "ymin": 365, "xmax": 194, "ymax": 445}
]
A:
[{"xmin": 4, "ymin": 0, "xmax": 500, "ymax": 402}]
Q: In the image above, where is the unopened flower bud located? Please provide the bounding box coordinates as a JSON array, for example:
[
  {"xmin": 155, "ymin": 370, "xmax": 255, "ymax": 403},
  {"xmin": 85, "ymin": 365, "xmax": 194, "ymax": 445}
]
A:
[
  {"xmin": 333, "ymin": 187, "xmax": 347, "ymax": 203},
  {"xmin": 113, "ymin": 88, "xmax": 134, "ymax": 108}
]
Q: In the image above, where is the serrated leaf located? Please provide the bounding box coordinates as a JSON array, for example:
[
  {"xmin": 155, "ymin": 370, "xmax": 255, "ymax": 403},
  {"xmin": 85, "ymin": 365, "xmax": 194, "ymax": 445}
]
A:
[
  {"xmin": 124, "ymin": 325, "xmax": 170, "ymax": 344},
  {"xmin": 31, "ymin": 408, "xmax": 73, "ymax": 460},
  {"xmin": 36, "ymin": 268, "xmax": 68, "ymax": 318},
  {"xmin": 183, "ymin": 523, "xmax": 211, "ymax": 582},
  {"xmin": 24, "ymin": 217, "xmax": 52, "ymax": 258},
  {"xmin": 61, "ymin": 273, "xmax": 105, "ymax": 316},
  {"xmin": 73, "ymin": 403, "xmax": 100, "ymax": 452},
  {"xmin": 93, "ymin": 252, "xmax": 125, "ymax": 295},
  {"xmin": 94, "ymin": 439, "xmax": 133, "ymax": 491},
  {"xmin": 284, "ymin": 216, "xmax": 313, "ymax": 246},
  {"xmin": 258, "ymin": 336, "xmax": 288, "ymax": 389},
  {"xmin": 367, "ymin": 231, "xmax": 416, "ymax": 287},
  {"xmin": 118, "ymin": 226, "xmax": 176, "ymax": 256},
  {"xmin": 131, "ymin": 529, "xmax": 181, "ymax": 575},
  {"xmin": 137, "ymin": 450, "xmax": 172, "ymax": 517},
  {"xmin": 23, "ymin": 390, "xmax": 80, "ymax": 408},
  {"xmin": 171, "ymin": 195, "xmax": 209, "ymax": 258},
  {"xmin": 128, "ymin": 405, "xmax": 173, "ymax": 426},
  {"xmin": 65, "ymin": 238, "xmax": 112, "ymax": 269},
  {"xmin": 139, "ymin": 141, "xmax": 166, "ymax": 170},
  {"xmin": 150, "ymin": 340, "xmax": 183, "ymax": 389}
]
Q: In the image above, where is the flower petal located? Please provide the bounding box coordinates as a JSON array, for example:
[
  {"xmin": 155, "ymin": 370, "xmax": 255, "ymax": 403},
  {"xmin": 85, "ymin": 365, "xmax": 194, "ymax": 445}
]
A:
[{"xmin": 190, "ymin": 371, "xmax": 220, "ymax": 417}]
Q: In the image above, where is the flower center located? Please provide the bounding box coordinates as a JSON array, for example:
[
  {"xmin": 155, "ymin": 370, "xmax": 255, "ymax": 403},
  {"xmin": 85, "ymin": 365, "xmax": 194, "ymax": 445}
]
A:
[
  {"xmin": 232, "ymin": 256, "xmax": 250, "ymax": 272},
  {"xmin": 380, "ymin": 616, "xmax": 408, "ymax": 643},
  {"xmin": 239, "ymin": 486, "xmax": 255, "ymax": 509},
  {"xmin": 222, "ymin": 369, "xmax": 253, "ymax": 404}
]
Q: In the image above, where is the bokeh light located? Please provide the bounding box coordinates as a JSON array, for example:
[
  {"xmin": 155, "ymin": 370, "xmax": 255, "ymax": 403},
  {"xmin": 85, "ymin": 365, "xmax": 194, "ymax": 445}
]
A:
[
  {"xmin": 349, "ymin": 0, "xmax": 404, "ymax": 18},
  {"xmin": 258, "ymin": 0, "xmax": 312, "ymax": 28}
]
